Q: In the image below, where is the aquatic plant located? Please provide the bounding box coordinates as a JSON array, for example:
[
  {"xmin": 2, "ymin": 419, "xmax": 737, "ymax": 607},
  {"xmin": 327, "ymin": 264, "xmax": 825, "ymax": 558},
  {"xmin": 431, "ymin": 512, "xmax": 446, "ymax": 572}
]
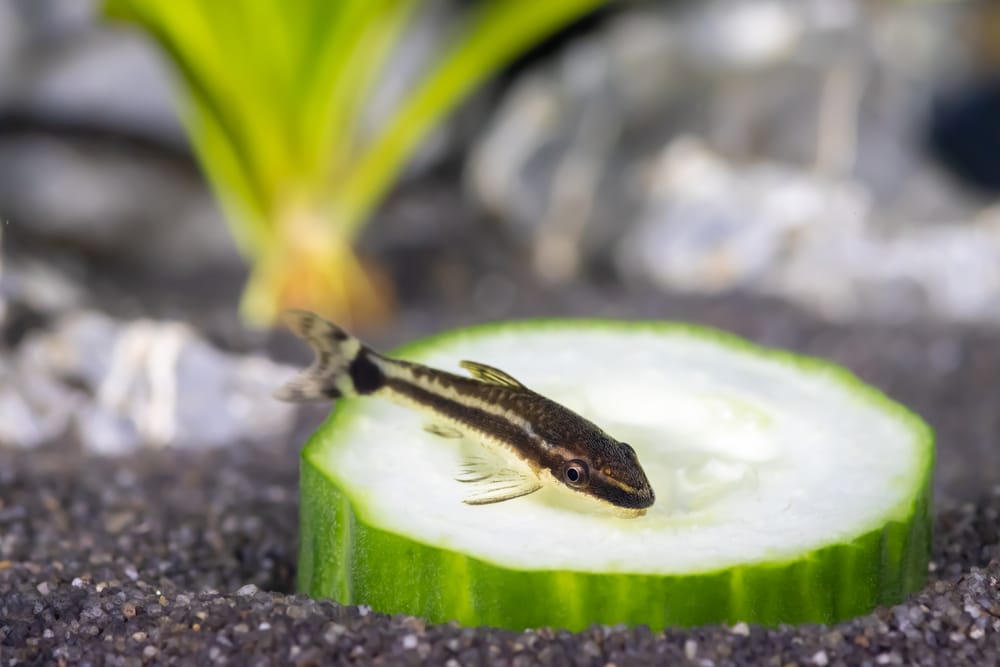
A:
[{"xmin": 104, "ymin": 0, "xmax": 607, "ymax": 326}]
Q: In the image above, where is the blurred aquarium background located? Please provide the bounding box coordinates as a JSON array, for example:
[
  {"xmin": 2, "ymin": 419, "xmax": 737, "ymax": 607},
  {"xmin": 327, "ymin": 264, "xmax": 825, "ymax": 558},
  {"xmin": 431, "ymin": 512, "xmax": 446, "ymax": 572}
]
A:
[{"xmin": 1, "ymin": 0, "xmax": 998, "ymax": 479}]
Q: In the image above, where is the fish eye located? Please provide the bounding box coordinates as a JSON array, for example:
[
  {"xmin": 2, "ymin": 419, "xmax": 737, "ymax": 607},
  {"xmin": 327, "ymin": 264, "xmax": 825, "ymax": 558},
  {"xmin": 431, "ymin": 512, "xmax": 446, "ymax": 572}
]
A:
[{"xmin": 563, "ymin": 460, "xmax": 589, "ymax": 487}]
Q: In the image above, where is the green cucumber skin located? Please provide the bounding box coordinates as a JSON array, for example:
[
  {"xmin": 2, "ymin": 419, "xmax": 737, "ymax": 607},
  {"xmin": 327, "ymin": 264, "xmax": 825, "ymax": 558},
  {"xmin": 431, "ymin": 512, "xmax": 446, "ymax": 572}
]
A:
[
  {"xmin": 299, "ymin": 455, "xmax": 931, "ymax": 630},
  {"xmin": 297, "ymin": 319, "xmax": 935, "ymax": 630}
]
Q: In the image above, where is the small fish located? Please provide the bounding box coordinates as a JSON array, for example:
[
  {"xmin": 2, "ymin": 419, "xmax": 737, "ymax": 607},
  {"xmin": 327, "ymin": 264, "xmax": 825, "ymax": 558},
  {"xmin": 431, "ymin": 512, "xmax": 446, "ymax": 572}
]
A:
[{"xmin": 275, "ymin": 311, "xmax": 655, "ymax": 516}]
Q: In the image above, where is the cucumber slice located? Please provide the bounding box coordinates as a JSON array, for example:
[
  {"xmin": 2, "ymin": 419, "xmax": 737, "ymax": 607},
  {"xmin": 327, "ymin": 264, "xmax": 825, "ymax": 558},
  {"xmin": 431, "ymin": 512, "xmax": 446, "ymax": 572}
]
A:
[{"xmin": 298, "ymin": 320, "xmax": 933, "ymax": 630}]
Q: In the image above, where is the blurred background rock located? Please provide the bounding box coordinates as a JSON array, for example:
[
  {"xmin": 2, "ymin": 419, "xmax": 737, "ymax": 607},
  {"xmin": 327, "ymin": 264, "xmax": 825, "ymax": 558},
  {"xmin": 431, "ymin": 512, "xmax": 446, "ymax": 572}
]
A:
[
  {"xmin": 470, "ymin": 0, "xmax": 1000, "ymax": 324},
  {"xmin": 0, "ymin": 0, "xmax": 998, "ymax": 457}
]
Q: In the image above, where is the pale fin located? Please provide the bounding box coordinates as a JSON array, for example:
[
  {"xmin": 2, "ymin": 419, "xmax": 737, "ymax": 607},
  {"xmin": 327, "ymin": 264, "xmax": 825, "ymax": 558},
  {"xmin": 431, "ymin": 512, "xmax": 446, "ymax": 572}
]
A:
[
  {"xmin": 462, "ymin": 474, "xmax": 542, "ymax": 505},
  {"xmin": 459, "ymin": 360, "xmax": 525, "ymax": 388},
  {"xmin": 456, "ymin": 457, "xmax": 541, "ymax": 504},
  {"xmin": 274, "ymin": 310, "xmax": 385, "ymax": 402},
  {"xmin": 424, "ymin": 423, "xmax": 463, "ymax": 439},
  {"xmin": 455, "ymin": 455, "xmax": 495, "ymax": 483}
]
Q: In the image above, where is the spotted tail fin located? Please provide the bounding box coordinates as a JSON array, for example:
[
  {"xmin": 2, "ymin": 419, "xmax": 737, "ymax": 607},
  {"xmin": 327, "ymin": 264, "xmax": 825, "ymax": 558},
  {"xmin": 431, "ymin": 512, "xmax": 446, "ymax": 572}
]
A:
[{"xmin": 274, "ymin": 310, "xmax": 386, "ymax": 402}]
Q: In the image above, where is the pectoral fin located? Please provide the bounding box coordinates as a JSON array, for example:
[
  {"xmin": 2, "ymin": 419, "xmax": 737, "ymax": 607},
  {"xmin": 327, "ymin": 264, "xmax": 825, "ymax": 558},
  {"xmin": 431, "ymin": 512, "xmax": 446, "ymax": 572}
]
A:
[
  {"xmin": 462, "ymin": 475, "xmax": 542, "ymax": 505},
  {"xmin": 455, "ymin": 455, "xmax": 494, "ymax": 482},
  {"xmin": 459, "ymin": 361, "xmax": 526, "ymax": 388},
  {"xmin": 456, "ymin": 456, "xmax": 541, "ymax": 505}
]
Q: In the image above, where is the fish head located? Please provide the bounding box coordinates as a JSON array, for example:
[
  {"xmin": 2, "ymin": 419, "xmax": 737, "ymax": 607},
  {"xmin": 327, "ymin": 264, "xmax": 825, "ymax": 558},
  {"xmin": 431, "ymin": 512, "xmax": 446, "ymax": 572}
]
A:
[{"xmin": 550, "ymin": 438, "xmax": 655, "ymax": 515}]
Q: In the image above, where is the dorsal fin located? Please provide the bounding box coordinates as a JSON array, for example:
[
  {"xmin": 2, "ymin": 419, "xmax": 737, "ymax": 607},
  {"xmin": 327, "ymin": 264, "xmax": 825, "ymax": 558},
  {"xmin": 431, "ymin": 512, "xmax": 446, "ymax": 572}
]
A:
[{"xmin": 459, "ymin": 360, "xmax": 526, "ymax": 388}]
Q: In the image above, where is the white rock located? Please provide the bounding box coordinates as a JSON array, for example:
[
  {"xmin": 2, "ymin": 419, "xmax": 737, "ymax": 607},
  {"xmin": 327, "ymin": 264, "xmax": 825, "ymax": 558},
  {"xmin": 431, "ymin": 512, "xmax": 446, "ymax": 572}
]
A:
[{"xmin": 6, "ymin": 311, "xmax": 300, "ymax": 451}]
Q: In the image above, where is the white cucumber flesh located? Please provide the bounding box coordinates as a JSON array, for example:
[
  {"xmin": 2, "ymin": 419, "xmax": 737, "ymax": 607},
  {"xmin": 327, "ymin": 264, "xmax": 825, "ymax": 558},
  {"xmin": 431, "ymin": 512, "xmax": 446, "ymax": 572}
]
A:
[{"xmin": 298, "ymin": 320, "xmax": 933, "ymax": 630}]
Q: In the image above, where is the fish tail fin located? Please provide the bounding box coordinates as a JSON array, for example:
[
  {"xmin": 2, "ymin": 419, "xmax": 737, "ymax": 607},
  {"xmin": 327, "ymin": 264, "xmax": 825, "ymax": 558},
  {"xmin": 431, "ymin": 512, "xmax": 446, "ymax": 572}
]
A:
[{"xmin": 274, "ymin": 310, "xmax": 386, "ymax": 402}]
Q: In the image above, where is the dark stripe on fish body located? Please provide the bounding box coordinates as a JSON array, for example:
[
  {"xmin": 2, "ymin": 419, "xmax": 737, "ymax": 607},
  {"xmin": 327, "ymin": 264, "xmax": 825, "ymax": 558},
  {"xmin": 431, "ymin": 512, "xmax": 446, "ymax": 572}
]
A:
[
  {"xmin": 385, "ymin": 378, "xmax": 544, "ymax": 468},
  {"xmin": 350, "ymin": 351, "xmax": 385, "ymax": 394},
  {"xmin": 394, "ymin": 364, "xmax": 587, "ymax": 438},
  {"xmin": 392, "ymin": 361, "xmax": 535, "ymax": 413},
  {"xmin": 388, "ymin": 360, "xmax": 610, "ymax": 451}
]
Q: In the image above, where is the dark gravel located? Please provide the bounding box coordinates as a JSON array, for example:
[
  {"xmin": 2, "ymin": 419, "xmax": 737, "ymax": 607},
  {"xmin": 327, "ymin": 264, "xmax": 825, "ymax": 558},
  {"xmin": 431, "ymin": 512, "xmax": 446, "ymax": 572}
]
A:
[{"xmin": 2, "ymin": 293, "xmax": 1000, "ymax": 666}]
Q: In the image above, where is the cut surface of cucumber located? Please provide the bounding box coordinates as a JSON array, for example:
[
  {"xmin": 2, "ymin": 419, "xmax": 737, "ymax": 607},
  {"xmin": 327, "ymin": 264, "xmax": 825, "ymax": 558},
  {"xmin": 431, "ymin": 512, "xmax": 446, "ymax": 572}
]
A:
[{"xmin": 298, "ymin": 320, "xmax": 933, "ymax": 629}]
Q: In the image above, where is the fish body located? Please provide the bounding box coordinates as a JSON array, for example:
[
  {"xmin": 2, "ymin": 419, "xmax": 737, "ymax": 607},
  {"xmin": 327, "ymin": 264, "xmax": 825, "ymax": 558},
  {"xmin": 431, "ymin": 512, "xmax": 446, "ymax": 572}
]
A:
[{"xmin": 276, "ymin": 311, "xmax": 655, "ymax": 515}]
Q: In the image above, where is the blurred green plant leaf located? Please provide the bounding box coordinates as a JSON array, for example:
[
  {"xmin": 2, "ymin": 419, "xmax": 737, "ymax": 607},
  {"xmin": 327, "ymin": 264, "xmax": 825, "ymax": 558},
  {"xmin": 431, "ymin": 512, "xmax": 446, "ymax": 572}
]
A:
[{"xmin": 105, "ymin": 0, "xmax": 607, "ymax": 327}]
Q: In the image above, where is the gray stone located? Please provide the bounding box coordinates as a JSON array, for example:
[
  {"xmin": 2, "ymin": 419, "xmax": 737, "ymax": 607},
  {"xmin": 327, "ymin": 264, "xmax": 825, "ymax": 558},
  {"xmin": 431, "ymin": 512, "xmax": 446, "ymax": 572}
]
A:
[
  {"xmin": 15, "ymin": 31, "xmax": 184, "ymax": 142},
  {"xmin": 237, "ymin": 584, "xmax": 259, "ymax": 597},
  {"xmin": 0, "ymin": 254, "xmax": 87, "ymax": 318},
  {"xmin": 0, "ymin": 134, "xmax": 237, "ymax": 271},
  {"xmin": 618, "ymin": 137, "xmax": 872, "ymax": 295},
  {"xmin": 0, "ymin": 3, "xmax": 25, "ymax": 101},
  {"xmin": 10, "ymin": 0, "xmax": 98, "ymax": 42},
  {"xmin": 620, "ymin": 138, "xmax": 1000, "ymax": 325},
  {"xmin": 0, "ymin": 1, "xmax": 236, "ymax": 282},
  {"xmin": 468, "ymin": 0, "xmax": 995, "ymax": 325},
  {"xmin": 4, "ymin": 311, "xmax": 300, "ymax": 451},
  {"xmin": 0, "ymin": 355, "xmax": 79, "ymax": 449},
  {"xmin": 7, "ymin": 0, "xmax": 183, "ymax": 142}
]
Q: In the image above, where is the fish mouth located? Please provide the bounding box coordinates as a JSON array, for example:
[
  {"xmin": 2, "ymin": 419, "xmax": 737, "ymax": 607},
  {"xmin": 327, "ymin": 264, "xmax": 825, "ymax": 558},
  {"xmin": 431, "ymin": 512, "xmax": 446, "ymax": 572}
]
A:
[
  {"xmin": 565, "ymin": 484, "xmax": 654, "ymax": 517},
  {"xmin": 598, "ymin": 485, "xmax": 655, "ymax": 514},
  {"xmin": 621, "ymin": 485, "xmax": 656, "ymax": 511},
  {"xmin": 597, "ymin": 473, "xmax": 656, "ymax": 510},
  {"xmin": 615, "ymin": 506, "xmax": 648, "ymax": 518}
]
